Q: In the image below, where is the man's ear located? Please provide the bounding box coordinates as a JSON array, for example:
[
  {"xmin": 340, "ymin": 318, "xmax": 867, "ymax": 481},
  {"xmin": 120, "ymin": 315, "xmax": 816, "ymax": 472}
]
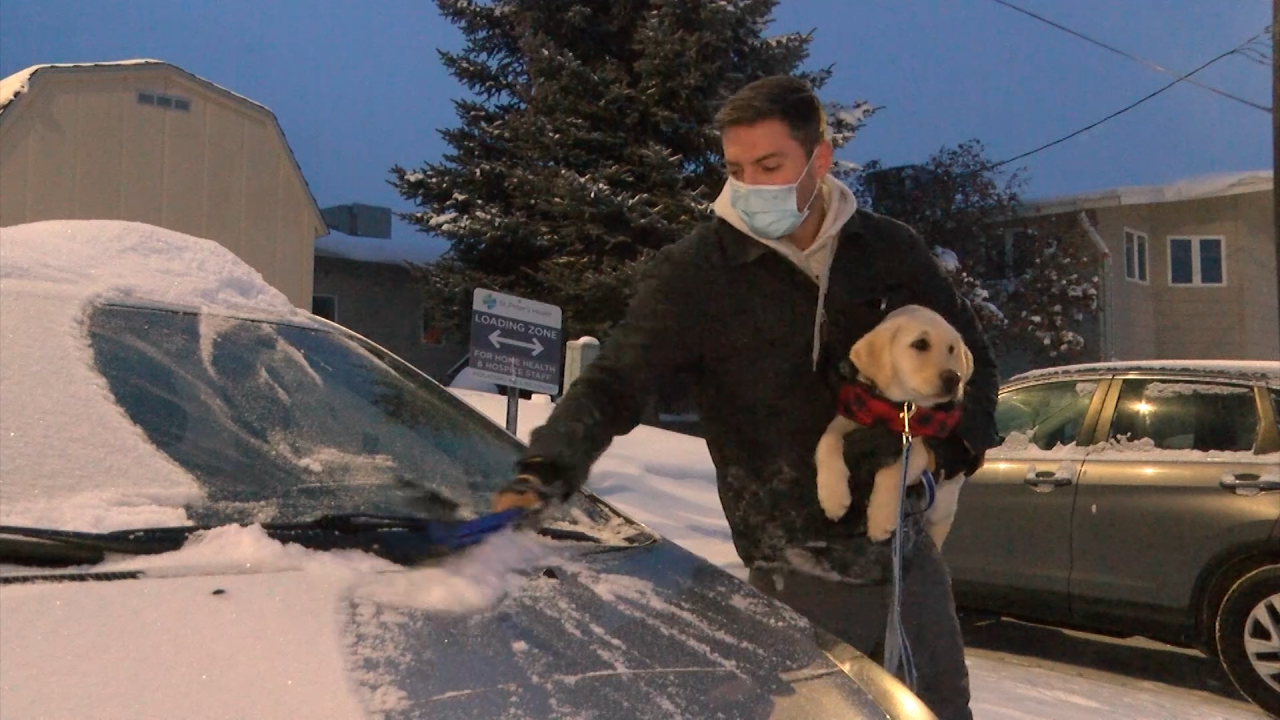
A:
[
  {"xmin": 849, "ymin": 319, "xmax": 899, "ymax": 390},
  {"xmin": 812, "ymin": 139, "xmax": 835, "ymax": 180}
]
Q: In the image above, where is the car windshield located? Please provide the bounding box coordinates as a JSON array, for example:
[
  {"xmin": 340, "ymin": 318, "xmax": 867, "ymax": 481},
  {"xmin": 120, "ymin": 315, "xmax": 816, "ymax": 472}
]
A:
[{"xmin": 83, "ymin": 303, "xmax": 604, "ymax": 531}]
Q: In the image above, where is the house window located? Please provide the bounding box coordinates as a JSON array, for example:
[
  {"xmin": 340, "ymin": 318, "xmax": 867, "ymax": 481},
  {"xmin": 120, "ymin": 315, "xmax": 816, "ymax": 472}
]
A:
[
  {"xmin": 312, "ymin": 295, "xmax": 337, "ymax": 322},
  {"xmin": 422, "ymin": 307, "xmax": 444, "ymax": 345},
  {"xmin": 1123, "ymin": 229, "xmax": 1148, "ymax": 283},
  {"xmin": 137, "ymin": 91, "xmax": 191, "ymax": 112},
  {"xmin": 1168, "ymin": 236, "xmax": 1226, "ymax": 286}
]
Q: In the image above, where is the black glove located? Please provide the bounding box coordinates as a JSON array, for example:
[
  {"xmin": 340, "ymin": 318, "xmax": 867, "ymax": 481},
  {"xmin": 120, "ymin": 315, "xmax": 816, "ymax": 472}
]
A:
[
  {"xmin": 923, "ymin": 433, "xmax": 984, "ymax": 480},
  {"xmin": 492, "ymin": 456, "xmax": 568, "ymax": 514}
]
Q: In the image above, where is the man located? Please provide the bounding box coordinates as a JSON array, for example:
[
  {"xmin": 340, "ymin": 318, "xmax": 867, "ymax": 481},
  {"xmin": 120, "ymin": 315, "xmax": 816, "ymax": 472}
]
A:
[{"xmin": 493, "ymin": 75, "xmax": 1000, "ymax": 720}]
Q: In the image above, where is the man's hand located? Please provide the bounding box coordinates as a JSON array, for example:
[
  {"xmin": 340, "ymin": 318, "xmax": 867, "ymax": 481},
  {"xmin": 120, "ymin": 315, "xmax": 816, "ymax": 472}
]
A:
[{"xmin": 491, "ymin": 474, "xmax": 550, "ymax": 513}]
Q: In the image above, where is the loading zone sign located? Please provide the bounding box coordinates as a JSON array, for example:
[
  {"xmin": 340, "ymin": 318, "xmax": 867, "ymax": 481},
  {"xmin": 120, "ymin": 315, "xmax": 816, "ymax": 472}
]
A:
[{"xmin": 469, "ymin": 289, "xmax": 564, "ymax": 395}]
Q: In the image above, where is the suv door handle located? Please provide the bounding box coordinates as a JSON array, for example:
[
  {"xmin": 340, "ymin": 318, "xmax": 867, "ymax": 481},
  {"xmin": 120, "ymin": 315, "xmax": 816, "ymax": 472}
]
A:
[
  {"xmin": 1220, "ymin": 475, "xmax": 1280, "ymax": 493},
  {"xmin": 1024, "ymin": 472, "xmax": 1073, "ymax": 488}
]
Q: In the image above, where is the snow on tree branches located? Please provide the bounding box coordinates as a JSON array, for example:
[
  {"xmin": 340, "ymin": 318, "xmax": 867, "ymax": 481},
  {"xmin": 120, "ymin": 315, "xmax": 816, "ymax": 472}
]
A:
[{"xmin": 853, "ymin": 140, "xmax": 1102, "ymax": 366}]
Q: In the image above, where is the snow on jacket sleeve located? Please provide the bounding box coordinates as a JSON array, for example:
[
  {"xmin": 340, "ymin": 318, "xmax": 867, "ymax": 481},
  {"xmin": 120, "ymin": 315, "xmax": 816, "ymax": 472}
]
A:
[{"xmin": 516, "ymin": 236, "xmax": 706, "ymax": 500}]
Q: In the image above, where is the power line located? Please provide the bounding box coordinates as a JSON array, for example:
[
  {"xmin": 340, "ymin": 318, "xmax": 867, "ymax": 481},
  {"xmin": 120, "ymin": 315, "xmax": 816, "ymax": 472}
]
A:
[
  {"xmin": 988, "ymin": 31, "xmax": 1272, "ymax": 172},
  {"xmin": 987, "ymin": 0, "xmax": 1272, "ymax": 114}
]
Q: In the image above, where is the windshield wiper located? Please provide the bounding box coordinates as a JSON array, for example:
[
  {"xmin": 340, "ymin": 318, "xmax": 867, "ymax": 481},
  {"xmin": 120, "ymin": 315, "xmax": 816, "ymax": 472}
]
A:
[{"xmin": 0, "ymin": 509, "xmax": 604, "ymax": 569}]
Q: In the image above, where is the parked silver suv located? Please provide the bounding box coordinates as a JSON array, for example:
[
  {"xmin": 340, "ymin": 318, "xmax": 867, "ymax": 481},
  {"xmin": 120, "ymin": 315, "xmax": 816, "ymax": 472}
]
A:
[{"xmin": 943, "ymin": 360, "xmax": 1280, "ymax": 715}]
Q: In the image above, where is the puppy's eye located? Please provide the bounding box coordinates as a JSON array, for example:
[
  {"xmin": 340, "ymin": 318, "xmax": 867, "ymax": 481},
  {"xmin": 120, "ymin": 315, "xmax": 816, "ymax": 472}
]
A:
[
  {"xmin": 911, "ymin": 338, "xmax": 930, "ymax": 352},
  {"xmin": 949, "ymin": 345, "xmax": 956, "ymax": 355}
]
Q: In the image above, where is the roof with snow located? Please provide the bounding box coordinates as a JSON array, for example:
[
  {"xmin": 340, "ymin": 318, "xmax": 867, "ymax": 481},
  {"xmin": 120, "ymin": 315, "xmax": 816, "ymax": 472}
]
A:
[
  {"xmin": 1020, "ymin": 170, "xmax": 1273, "ymax": 217},
  {"xmin": 1009, "ymin": 359, "xmax": 1280, "ymax": 385},
  {"xmin": 315, "ymin": 229, "xmax": 446, "ymax": 266},
  {"xmin": 0, "ymin": 59, "xmax": 324, "ymax": 236}
]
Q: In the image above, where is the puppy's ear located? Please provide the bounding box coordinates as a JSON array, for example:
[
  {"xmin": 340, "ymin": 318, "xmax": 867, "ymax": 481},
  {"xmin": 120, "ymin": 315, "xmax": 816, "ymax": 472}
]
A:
[
  {"xmin": 960, "ymin": 343, "xmax": 975, "ymax": 383},
  {"xmin": 849, "ymin": 319, "xmax": 899, "ymax": 390}
]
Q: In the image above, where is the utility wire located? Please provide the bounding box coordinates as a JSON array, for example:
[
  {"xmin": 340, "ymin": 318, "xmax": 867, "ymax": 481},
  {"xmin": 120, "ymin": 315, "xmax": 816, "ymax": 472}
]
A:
[
  {"xmin": 986, "ymin": 31, "xmax": 1272, "ymax": 172},
  {"xmin": 987, "ymin": 0, "xmax": 1272, "ymax": 114}
]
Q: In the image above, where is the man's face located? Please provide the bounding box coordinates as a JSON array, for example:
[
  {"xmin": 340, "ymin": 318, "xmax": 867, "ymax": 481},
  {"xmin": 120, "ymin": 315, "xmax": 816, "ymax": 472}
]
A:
[{"xmin": 722, "ymin": 118, "xmax": 833, "ymax": 210}]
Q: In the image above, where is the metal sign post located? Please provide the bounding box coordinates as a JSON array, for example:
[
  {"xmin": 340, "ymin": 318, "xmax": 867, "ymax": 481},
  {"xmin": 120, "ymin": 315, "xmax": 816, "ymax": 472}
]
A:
[{"xmin": 468, "ymin": 289, "xmax": 564, "ymax": 436}]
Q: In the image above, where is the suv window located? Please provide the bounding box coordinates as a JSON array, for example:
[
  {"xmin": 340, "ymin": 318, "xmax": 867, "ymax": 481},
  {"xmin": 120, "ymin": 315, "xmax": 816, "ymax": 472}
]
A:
[
  {"xmin": 995, "ymin": 380, "xmax": 1097, "ymax": 451},
  {"xmin": 1108, "ymin": 379, "xmax": 1258, "ymax": 452},
  {"xmin": 1272, "ymin": 389, "xmax": 1280, "ymax": 435}
]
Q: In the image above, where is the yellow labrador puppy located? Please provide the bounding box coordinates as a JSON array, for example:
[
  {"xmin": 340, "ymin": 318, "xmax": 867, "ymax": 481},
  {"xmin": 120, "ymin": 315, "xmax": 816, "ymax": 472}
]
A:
[{"xmin": 814, "ymin": 304, "xmax": 974, "ymax": 548}]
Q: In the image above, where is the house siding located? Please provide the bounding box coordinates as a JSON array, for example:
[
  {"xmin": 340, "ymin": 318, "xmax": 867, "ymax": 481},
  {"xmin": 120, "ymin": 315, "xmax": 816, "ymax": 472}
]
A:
[
  {"xmin": 312, "ymin": 255, "xmax": 465, "ymax": 381},
  {"xmin": 0, "ymin": 65, "xmax": 321, "ymax": 310},
  {"xmin": 1092, "ymin": 205, "xmax": 1159, "ymax": 359},
  {"xmin": 1078, "ymin": 188, "xmax": 1276, "ymax": 361}
]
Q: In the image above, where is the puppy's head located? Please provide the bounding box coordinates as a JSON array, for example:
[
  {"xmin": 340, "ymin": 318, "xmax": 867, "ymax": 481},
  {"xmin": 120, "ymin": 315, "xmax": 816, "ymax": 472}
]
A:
[{"xmin": 848, "ymin": 304, "xmax": 974, "ymax": 407}]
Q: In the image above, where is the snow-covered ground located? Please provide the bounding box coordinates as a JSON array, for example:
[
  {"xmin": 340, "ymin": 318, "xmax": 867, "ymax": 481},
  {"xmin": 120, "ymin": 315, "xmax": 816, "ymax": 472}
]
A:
[{"xmin": 451, "ymin": 388, "xmax": 1269, "ymax": 720}]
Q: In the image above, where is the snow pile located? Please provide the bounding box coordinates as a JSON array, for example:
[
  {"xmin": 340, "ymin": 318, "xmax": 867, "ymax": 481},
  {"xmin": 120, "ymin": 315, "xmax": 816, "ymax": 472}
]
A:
[
  {"xmin": 97, "ymin": 524, "xmax": 401, "ymax": 577},
  {"xmin": 1144, "ymin": 382, "xmax": 1253, "ymax": 398},
  {"xmin": 353, "ymin": 530, "xmax": 557, "ymax": 614},
  {"xmin": 314, "ymin": 229, "xmax": 446, "ymax": 266},
  {"xmin": 0, "ymin": 219, "xmax": 312, "ymax": 532},
  {"xmin": 95, "ymin": 522, "xmax": 557, "ymax": 616}
]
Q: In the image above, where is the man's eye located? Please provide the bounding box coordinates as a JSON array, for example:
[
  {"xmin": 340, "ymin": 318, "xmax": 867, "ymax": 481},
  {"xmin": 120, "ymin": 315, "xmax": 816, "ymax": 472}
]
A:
[{"xmin": 761, "ymin": 165, "xmax": 780, "ymax": 173}]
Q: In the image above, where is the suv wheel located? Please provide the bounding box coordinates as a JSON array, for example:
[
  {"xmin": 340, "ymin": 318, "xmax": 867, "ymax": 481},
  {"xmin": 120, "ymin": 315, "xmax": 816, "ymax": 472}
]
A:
[{"xmin": 1216, "ymin": 565, "xmax": 1280, "ymax": 716}]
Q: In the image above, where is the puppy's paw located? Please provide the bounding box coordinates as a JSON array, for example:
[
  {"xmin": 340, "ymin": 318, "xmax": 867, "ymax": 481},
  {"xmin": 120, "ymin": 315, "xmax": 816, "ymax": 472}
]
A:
[
  {"xmin": 816, "ymin": 471, "xmax": 853, "ymax": 521},
  {"xmin": 865, "ymin": 493, "xmax": 900, "ymax": 542}
]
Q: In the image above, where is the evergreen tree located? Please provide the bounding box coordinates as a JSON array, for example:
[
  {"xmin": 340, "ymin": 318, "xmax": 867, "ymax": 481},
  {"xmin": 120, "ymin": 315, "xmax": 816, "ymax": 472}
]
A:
[
  {"xmin": 392, "ymin": 0, "xmax": 875, "ymax": 342},
  {"xmin": 852, "ymin": 140, "xmax": 1102, "ymax": 365}
]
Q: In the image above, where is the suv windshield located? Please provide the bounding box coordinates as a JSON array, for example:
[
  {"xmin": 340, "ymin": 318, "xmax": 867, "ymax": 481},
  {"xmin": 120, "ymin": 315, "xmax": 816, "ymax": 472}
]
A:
[{"xmin": 85, "ymin": 304, "xmax": 600, "ymax": 530}]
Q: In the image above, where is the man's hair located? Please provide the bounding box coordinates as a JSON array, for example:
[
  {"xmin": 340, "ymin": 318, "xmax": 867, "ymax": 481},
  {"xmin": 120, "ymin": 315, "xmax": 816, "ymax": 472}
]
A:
[{"xmin": 714, "ymin": 75, "xmax": 825, "ymax": 153}]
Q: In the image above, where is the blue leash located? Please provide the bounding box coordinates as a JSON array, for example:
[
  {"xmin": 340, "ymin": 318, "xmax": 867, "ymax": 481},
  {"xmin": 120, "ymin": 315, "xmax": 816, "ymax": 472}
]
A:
[{"xmin": 881, "ymin": 403, "xmax": 936, "ymax": 693}]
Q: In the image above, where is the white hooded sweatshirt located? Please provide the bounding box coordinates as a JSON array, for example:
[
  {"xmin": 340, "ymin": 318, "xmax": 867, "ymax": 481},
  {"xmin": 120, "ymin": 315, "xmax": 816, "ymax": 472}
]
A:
[{"xmin": 712, "ymin": 174, "xmax": 860, "ymax": 370}]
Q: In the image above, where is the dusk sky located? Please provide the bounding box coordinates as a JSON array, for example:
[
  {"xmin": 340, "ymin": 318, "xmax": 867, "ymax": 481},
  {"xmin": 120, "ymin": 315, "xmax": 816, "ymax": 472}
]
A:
[{"xmin": 2, "ymin": 0, "xmax": 1272, "ymax": 255}]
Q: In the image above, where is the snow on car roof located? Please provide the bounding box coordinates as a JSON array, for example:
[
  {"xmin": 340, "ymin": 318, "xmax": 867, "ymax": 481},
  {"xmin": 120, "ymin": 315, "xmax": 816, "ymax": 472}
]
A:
[
  {"xmin": 0, "ymin": 219, "xmax": 316, "ymax": 532},
  {"xmin": 1009, "ymin": 359, "xmax": 1280, "ymax": 385}
]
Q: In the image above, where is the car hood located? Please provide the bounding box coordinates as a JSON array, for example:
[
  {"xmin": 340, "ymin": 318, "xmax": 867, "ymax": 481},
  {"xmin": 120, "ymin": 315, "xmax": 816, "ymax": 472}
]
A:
[
  {"xmin": 1, "ymin": 539, "xmax": 910, "ymax": 719},
  {"xmin": 345, "ymin": 540, "xmax": 898, "ymax": 719}
]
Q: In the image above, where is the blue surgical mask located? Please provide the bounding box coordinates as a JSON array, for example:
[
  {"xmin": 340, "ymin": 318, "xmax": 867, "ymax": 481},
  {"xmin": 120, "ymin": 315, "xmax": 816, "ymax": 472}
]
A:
[{"xmin": 727, "ymin": 153, "xmax": 821, "ymax": 240}]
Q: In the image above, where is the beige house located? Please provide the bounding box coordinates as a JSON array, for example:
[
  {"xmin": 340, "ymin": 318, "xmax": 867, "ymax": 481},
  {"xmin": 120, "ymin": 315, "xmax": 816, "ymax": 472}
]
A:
[
  {"xmin": 1022, "ymin": 171, "xmax": 1278, "ymax": 362},
  {"xmin": 0, "ymin": 59, "xmax": 325, "ymax": 309}
]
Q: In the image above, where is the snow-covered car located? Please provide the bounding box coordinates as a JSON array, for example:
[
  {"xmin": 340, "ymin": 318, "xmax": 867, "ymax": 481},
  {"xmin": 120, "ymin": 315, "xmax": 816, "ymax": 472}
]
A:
[
  {"xmin": 943, "ymin": 359, "xmax": 1280, "ymax": 716},
  {"xmin": 0, "ymin": 220, "xmax": 932, "ymax": 720}
]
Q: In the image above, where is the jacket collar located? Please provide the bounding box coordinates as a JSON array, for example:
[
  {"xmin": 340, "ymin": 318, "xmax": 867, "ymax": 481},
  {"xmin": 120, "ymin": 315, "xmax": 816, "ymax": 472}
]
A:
[{"xmin": 717, "ymin": 209, "xmax": 864, "ymax": 266}]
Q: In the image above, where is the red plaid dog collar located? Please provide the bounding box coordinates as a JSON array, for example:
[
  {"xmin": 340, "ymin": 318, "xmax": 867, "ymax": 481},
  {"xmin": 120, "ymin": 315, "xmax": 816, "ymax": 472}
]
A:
[{"xmin": 837, "ymin": 382, "xmax": 961, "ymax": 439}]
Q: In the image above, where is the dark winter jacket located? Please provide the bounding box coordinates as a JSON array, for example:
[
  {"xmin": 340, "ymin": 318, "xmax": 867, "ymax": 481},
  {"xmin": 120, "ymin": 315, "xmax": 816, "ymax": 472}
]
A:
[{"xmin": 518, "ymin": 200, "xmax": 1001, "ymax": 585}]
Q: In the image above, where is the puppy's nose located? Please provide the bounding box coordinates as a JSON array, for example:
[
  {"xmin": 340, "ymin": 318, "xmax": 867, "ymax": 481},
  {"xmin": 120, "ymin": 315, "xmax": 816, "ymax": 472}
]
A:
[{"xmin": 940, "ymin": 370, "xmax": 961, "ymax": 394}]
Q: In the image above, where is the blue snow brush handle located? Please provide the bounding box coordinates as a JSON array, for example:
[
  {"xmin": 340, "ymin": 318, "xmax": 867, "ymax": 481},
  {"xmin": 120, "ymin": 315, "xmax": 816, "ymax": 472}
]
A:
[
  {"xmin": 303, "ymin": 508, "xmax": 536, "ymax": 561},
  {"xmin": 425, "ymin": 508, "xmax": 530, "ymax": 551}
]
